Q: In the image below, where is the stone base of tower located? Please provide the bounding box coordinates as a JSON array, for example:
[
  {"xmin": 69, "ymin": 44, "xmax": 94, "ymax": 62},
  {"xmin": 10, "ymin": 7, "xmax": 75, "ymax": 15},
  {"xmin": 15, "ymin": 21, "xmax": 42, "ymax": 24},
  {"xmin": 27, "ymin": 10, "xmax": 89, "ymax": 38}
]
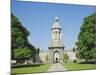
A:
[
  {"xmin": 48, "ymin": 60, "xmax": 63, "ymax": 63},
  {"xmin": 48, "ymin": 47, "xmax": 64, "ymax": 63}
]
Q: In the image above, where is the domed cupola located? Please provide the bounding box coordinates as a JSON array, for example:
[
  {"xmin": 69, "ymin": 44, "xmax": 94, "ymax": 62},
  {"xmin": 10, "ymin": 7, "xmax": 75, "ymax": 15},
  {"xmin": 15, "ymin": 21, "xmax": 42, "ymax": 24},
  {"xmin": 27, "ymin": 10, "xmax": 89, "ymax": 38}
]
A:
[{"xmin": 52, "ymin": 17, "xmax": 61, "ymax": 29}]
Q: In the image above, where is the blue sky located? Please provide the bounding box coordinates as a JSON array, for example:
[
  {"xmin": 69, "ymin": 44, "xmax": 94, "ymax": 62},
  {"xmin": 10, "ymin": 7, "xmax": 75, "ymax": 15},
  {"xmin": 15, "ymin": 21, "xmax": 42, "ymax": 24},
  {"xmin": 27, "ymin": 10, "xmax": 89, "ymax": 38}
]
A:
[{"xmin": 11, "ymin": 0, "xmax": 96, "ymax": 51}]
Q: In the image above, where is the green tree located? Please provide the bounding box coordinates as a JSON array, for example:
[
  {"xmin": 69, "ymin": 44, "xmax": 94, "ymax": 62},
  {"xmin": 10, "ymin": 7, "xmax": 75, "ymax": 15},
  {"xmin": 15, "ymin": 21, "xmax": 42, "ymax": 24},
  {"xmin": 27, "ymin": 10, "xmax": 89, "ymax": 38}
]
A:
[
  {"xmin": 76, "ymin": 13, "xmax": 96, "ymax": 62},
  {"xmin": 64, "ymin": 53, "xmax": 69, "ymax": 62},
  {"xmin": 11, "ymin": 14, "xmax": 36, "ymax": 63},
  {"xmin": 14, "ymin": 47, "xmax": 32, "ymax": 63}
]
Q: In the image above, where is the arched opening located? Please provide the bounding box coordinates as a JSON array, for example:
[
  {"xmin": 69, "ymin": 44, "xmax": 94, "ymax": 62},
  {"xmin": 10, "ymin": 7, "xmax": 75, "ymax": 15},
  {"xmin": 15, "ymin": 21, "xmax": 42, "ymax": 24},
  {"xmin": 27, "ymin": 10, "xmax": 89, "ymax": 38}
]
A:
[{"xmin": 53, "ymin": 51, "xmax": 60, "ymax": 63}]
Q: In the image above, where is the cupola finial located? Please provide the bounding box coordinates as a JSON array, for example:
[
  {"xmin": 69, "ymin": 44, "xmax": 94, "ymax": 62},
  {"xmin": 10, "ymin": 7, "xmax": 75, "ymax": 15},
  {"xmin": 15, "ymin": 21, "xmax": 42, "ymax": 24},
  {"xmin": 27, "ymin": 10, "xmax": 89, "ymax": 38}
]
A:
[{"xmin": 55, "ymin": 16, "xmax": 59, "ymax": 22}]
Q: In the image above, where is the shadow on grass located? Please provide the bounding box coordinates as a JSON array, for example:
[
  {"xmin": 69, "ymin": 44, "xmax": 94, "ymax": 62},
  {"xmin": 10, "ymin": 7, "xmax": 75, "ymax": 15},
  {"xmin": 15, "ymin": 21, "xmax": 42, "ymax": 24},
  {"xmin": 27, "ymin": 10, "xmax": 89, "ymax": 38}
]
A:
[
  {"xmin": 11, "ymin": 63, "xmax": 44, "ymax": 68},
  {"xmin": 78, "ymin": 61, "xmax": 96, "ymax": 64}
]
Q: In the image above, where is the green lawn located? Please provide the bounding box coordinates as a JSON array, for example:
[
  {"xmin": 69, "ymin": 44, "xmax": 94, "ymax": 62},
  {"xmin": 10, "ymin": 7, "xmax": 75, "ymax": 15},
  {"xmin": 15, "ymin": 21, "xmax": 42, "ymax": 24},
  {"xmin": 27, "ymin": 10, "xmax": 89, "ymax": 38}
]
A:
[
  {"xmin": 11, "ymin": 64, "xmax": 51, "ymax": 75},
  {"xmin": 63, "ymin": 63, "xmax": 96, "ymax": 71}
]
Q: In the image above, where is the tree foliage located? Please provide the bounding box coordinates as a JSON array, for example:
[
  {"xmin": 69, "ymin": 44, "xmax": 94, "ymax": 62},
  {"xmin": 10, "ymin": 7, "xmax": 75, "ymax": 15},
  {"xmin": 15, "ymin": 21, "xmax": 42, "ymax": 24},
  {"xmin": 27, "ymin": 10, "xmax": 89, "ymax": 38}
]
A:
[
  {"xmin": 76, "ymin": 13, "xmax": 96, "ymax": 62},
  {"xmin": 11, "ymin": 14, "xmax": 36, "ymax": 62},
  {"xmin": 64, "ymin": 53, "xmax": 69, "ymax": 62},
  {"xmin": 11, "ymin": 14, "xmax": 30, "ymax": 50},
  {"xmin": 14, "ymin": 47, "xmax": 32, "ymax": 60}
]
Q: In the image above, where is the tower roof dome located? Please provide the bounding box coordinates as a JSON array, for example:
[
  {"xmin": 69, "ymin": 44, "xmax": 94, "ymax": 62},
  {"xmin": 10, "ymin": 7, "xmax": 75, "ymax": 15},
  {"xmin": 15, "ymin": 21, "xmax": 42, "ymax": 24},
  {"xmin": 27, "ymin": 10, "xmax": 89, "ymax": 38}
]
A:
[
  {"xmin": 52, "ymin": 17, "xmax": 61, "ymax": 29},
  {"xmin": 55, "ymin": 16, "xmax": 59, "ymax": 21}
]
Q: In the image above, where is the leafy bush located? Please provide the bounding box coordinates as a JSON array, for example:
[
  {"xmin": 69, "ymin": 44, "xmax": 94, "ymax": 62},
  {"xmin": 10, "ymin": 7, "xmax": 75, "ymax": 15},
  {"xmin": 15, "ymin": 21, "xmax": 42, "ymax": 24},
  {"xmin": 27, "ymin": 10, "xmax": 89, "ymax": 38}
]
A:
[
  {"xmin": 12, "ymin": 63, "xmax": 43, "ymax": 68},
  {"xmin": 64, "ymin": 53, "xmax": 69, "ymax": 62},
  {"xmin": 73, "ymin": 59, "xmax": 77, "ymax": 63}
]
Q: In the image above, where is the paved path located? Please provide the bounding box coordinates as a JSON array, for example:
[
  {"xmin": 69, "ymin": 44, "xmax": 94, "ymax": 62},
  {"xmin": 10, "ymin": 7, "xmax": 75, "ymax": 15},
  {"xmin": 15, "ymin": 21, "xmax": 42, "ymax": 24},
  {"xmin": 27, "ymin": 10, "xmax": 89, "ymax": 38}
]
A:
[{"xmin": 47, "ymin": 63, "xmax": 67, "ymax": 72}]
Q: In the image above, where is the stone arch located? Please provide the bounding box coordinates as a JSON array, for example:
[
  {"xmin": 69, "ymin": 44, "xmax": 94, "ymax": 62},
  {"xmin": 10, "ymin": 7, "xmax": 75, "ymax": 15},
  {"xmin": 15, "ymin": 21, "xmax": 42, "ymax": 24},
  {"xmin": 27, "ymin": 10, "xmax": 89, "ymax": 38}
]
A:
[{"xmin": 53, "ymin": 51, "xmax": 60, "ymax": 63}]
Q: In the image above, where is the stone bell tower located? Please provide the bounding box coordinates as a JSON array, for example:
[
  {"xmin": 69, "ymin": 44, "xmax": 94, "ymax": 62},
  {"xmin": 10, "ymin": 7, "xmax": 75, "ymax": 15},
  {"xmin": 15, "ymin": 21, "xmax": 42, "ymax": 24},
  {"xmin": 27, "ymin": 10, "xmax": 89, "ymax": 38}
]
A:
[{"xmin": 48, "ymin": 17, "xmax": 64, "ymax": 63}]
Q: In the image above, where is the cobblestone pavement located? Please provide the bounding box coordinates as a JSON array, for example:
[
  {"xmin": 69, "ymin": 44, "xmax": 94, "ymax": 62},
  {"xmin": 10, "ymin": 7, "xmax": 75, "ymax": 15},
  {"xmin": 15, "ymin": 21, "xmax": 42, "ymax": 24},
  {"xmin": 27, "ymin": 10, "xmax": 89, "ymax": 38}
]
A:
[{"xmin": 47, "ymin": 63, "xmax": 67, "ymax": 72}]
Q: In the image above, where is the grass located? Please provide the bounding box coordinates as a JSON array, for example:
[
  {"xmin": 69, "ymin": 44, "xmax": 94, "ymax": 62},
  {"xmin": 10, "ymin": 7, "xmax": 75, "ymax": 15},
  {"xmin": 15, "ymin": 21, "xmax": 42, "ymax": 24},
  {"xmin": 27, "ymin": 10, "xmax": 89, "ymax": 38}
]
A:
[
  {"xmin": 62, "ymin": 63, "xmax": 96, "ymax": 71},
  {"xmin": 11, "ymin": 64, "xmax": 51, "ymax": 75},
  {"xmin": 11, "ymin": 62, "xmax": 96, "ymax": 75}
]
